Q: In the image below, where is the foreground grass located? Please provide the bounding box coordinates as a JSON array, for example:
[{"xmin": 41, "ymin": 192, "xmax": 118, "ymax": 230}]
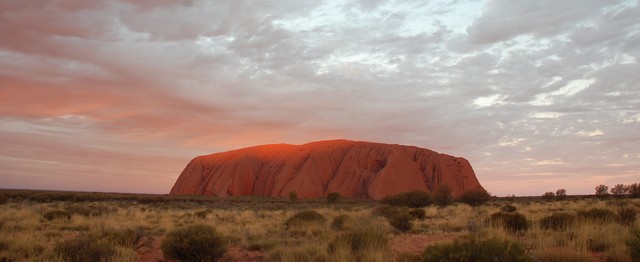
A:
[{"xmin": 0, "ymin": 190, "xmax": 638, "ymax": 261}]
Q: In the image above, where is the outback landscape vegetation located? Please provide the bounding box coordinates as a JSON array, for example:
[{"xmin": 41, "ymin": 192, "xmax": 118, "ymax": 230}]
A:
[
  {"xmin": 1, "ymin": 183, "xmax": 639, "ymax": 261},
  {"xmin": 2, "ymin": 1, "xmax": 640, "ymax": 262}
]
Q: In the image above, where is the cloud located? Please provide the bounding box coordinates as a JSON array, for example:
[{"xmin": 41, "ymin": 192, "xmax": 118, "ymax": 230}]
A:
[{"xmin": 0, "ymin": 0, "xmax": 639, "ymax": 196}]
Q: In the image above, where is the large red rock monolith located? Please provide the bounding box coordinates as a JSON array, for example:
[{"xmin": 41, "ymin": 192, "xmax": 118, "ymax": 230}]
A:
[{"xmin": 170, "ymin": 140, "xmax": 484, "ymax": 200}]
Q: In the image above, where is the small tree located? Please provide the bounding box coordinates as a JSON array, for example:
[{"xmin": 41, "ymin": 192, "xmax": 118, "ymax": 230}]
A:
[
  {"xmin": 595, "ymin": 184, "xmax": 609, "ymax": 198},
  {"xmin": 555, "ymin": 189, "xmax": 567, "ymax": 200},
  {"xmin": 626, "ymin": 183, "xmax": 640, "ymax": 198},
  {"xmin": 433, "ymin": 184, "xmax": 453, "ymax": 207},
  {"xmin": 459, "ymin": 189, "xmax": 491, "ymax": 207},
  {"xmin": 289, "ymin": 191, "xmax": 298, "ymax": 203},
  {"xmin": 611, "ymin": 184, "xmax": 626, "ymax": 196},
  {"xmin": 327, "ymin": 192, "xmax": 341, "ymax": 204},
  {"xmin": 542, "ymin": 192, "xmax": 555, "ymax": 201}
]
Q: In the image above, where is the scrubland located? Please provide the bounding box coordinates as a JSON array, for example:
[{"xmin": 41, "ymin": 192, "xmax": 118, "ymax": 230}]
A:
[{"xmin": 0, "ymin": 190, "xmax": 638, "ymax": 262}]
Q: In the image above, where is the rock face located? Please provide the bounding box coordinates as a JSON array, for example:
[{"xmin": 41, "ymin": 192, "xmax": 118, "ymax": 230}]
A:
[{"xmin": 170, "ymin": 140, "xmax": 484, "ymax": 200}]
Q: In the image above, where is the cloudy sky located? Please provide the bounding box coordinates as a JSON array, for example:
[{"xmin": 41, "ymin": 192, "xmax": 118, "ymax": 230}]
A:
[{"xmin": 1, "ymin": 0, "xmax": 638, "ymax": 196}]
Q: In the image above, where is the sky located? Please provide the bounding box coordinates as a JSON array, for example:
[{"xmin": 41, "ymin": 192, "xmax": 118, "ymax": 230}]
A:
[{"xmin": 1, "ymin": 0, "xmax": 639, "ymax": 196}]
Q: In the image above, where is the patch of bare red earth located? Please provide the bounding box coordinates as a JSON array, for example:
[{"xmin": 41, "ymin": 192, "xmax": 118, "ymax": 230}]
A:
[{"xmin": 136, "ymin": 233, "xmax": 469, "ymax": 262}]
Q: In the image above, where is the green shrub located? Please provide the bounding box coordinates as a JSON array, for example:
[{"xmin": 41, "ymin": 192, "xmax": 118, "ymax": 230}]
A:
[
  {"xmin": 43, "ymin": 210, "xmax": 71, "ymax": 222},
  {"xmin": 327, "ymin": 227, "xmax": 389, "ymax": 260},
  {"xmin": 539, "ymin": 212, "xmax": 576, "ymax": 231},
  {"xmin": 433, "ymin": 185, "xmax": 453, "ymax": 207},
  {"xmin": 388, "ymin": 212, "xmax": 413, "ymax": 232},
  {"xmin": 459, "ymin": 189, "xmax": 491, "ymax": 207},
  {"xmin": 487, "ymin": 212, "xmax": 529, "ymax": 233},
  {"xmin": 422, "ymin": 238, "xmax": 533, "ymax": 262},
  {"xmin": 331, "ymin": 215, "xmax": 352, "ymax": 231},
  {"xmin": 284, "ymin": 210, "xmax": 326, "ymax": 229},
  {"xmin": 501, "ymin": 205, "xmax": 517, "ymax": 213},
  {"xmin": 380, "ymin": 191, "xmax": 432, "ymax": 208},
  {"xmin": 161, "ymin": 224, "xmax": 227, "ymax": 262},
  {"xmin": 617, "ymin": 207, "xmax": 637, "ymax": 225},
  {"xmin": 54, "ymin": 235, "xmax": 116, "ymax": 262},
  {"xmin": 628, "ymin": 227, "xmax": 640, "ymax": 261},
  {"xmin": 409, "ymin": 208, "xmax": 426, "ymax": 220},
  {"xmin": 327, "ymin": 192, "xmax": 341, "ymax": 204},
  {"xmin": 577, "ymin": 208, "xmax": 615, "ymax": 222}
]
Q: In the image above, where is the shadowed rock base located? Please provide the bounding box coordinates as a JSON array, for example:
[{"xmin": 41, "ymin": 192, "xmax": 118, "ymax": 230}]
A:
[{"xmin": 170, "ymin": 140, "xmax": 484, "ymax": 200}]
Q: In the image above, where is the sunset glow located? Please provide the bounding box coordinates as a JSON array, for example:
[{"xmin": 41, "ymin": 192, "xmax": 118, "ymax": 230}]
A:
[{"xmin": 1, "ymin": 0, "xmax": 638, "ymax": 196}]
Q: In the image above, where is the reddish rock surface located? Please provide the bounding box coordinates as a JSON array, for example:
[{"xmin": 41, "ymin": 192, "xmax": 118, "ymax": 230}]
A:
[{"xmin": 170, "ymin": 140, "xmax": 484, "ymax": 199}]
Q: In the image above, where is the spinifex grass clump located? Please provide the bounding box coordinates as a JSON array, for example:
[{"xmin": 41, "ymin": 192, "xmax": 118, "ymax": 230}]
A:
[
  {"xmin": 616, "ymin": 207, "xmax": 637, "ymax": 225},
  {"xmin": 409, "ymin": 208, "xmax": 426, "ymax": 220},
  {"xmin": 43, "ymin": 210, "xmax": 71, "ymax": 222},
  {"xmin": 328, "ymin": 226, "xmax": 390, "ymax": 261},
  {"xmin": 161, "ymin": 224, "xmax": 227, "ymax": 262},
  {"xmin": 388, "ymin": 212, "xmax": 413, "ymax": 232},
  {"xmin": 54, "ymin": 235, "xmax": 116, "ymax": 262},
  {"xmin": 539, "ymin": 212, "xmax": 576, "ymax": 231},
  {"xmin": 487, "ymin": 212, "xmax": 529, "ymax": 233},
  {"xmin": 628, "ymin": 227, "xmax": 640, "ymax": 261},
  {"xmin": 284, "ymin": 210, "xmax": 326, "ymax": 229},
  {"xmin": 577, "ymin": 208, "xmax": 615, "ymax": 223},
  {"xmin": 422, "ymin": 238, "xmax": 533, "ymax": 262},
  {"xmin": 331, "ymin": 214, "xmax": 352, "ymax": 231}
]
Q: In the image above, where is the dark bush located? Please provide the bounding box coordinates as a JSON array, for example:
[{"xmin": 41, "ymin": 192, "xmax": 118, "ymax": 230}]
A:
[
  {"xmin": 577, "ymin": 208, "xmax": 615, "ymax": 222},
  {"xmin": 627, "ymin": 183, "xmax": 640, "ymax": 198},
  {"xmin": 422, "ymin": 238, "xmax": 533, "ymax": 262},
  {"xmin": 327, "ymin": 192, "xmax": 341, "ymax": 204},
  {"xmin": 194, "ymin": 209, "xmax": 212, "ymax": 219},
  {"xmin": 586, "ymin": 238, "xmax": 610, "ymax": 252},
  {"xmin": 284, "ymin": 210, "xmax": 326, "ymax": 229},
  {"xmin": 380, "ymin": 191, "xmax": 432, "ymax": 208},
  {"xmin": 542, "ymin": 192, "xmax": 555, "ymax": 201},
  {"xmin": 289, "ymin": 191, "xmax": 298, "ymax": 203},
  {"xmin": 487, "ymin": 212, "xmax": 529, "ymax": 233},
  {"xmin": 433, "ymin": 185, "xmax": 453, "ymax": 207},
  {"xmin": 43, "ymin": 210, "xmax": 71, "ymax": 222},
  {"xmin": 409, "ymin": 208, "xmax": 426, "ymax": 220},
  {"xmin": 54, "ymin": 235, "xmax": 116, "ymax": 262},
  {"xmin": 388, "ymin": 212, "xmax": 413, "ymax": 232},
  {"xmin": 0, "ymin": 194, "xmax": 7, "ymax": 205},
  {"xmin": 161, "ymin": 224, "xmax": 227, "ymax": 262},
  {"xmin": 539, "ymin": 212, "xmax": 576, "ymax": 231},
  {"xmin": 501, "ymin": 205, "xmax": 517, "ymax": 213},
  {"xmin": 459, "ymin": 189, "xmax": 491, "ymax": 207},
  {"xmin": 628, "ymin": 227, "xmax": 640, "ymax": 261},
  {"xmin": 65, "ymin": 204, "xmax": 116, "ymax": 217},
  {"xmin": 331, "ymin": 214, "xmax": 352, "ymax": 231},
  {"xmin": 327, "ymin": 227, "xmax": 389, "ymax": 259},
  {"xmin": 617, "ymin": 207, "xmax": 637, "ymax": 225},
  {"xmin": 371, "ymin": 205, "xmax": 408, "ymax": 219}
]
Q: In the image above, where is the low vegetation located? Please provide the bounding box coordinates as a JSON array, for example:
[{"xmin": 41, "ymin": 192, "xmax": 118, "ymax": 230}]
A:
[
  {"xmin": 0, "ymin": 188, "xmax": 638, "ymax": 261},
  {"xmin": 422, "ymin": 238, "xmax": 532, "ymax": 262},
  {"xmin": 161, "ymin": 224, "xmax": 227, "ymax": 262}
]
